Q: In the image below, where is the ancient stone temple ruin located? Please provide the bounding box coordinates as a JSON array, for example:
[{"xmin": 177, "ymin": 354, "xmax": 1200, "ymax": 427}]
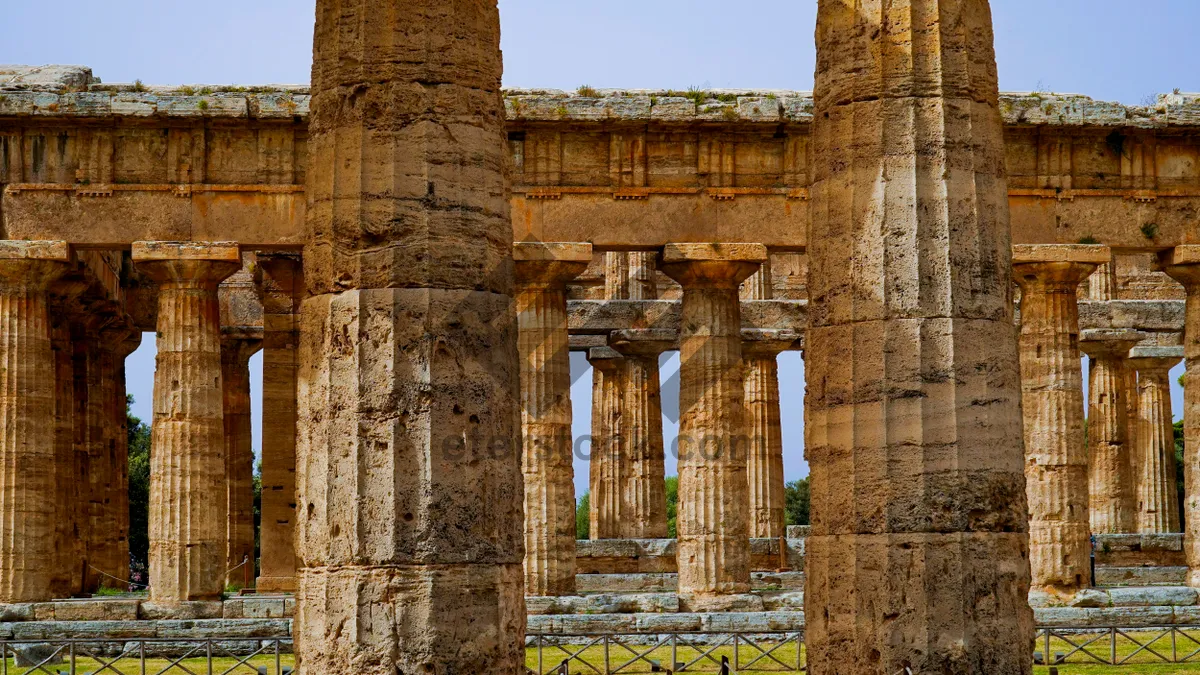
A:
[{"xmin": 3, "ymin": 0, "xmax": 1200, "ymax": 672}]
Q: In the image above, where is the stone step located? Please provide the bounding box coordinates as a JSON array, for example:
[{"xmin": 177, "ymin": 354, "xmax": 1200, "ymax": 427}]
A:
[
  {"xmin": 1097, "ymin": 566, "xmax": 1189, "ymax": 587},
  {"xmin": 574, "ymin": 572, "xmax": 806, "ymax": 594}
]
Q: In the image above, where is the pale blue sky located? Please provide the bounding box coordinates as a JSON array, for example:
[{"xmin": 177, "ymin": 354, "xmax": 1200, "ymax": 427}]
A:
[{"xmin": 5, "ymin": 1, "xmax": 1195, "ymax": 495}]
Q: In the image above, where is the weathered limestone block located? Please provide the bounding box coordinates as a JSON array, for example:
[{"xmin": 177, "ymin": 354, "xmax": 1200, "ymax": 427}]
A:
[
  {"xmin": 1015, "ymin": 245, "xmax": 1110, "ymax": 594},
  {"xmin": 1079, "ymin": 329, "xmax": 1141, "ymax": 534},
  {"xmin": 609, "ymin": 329, "xmax": 675, "ymax": 539},
  {"xmin": 0, "ymin": 241, "xmax": 70, "ymax": 602},
  {"xmin": 1129, "ymin": 346, "xmax": 1184, "ymax": 534},
  {"xmin": 221, "ymin": 335, "xmax": 261, "ymax": 588},
  {"xmin": 659, "ymin": 243, "xmax": 764, "ymax": 606},
  {"xmin": 587, "ymin": 346, "xmax": 626, "ymax": 540},
  {"xmin": 741, "ymin": 329, "xmax": 798, "ymax": 540},
  {"xmin": 515, "ymin": 242, "xmax": 591, "ymax": 596},
  {"xmin": 297, "ymin": 2, "xmax": 523, "ymax": 670},
  {"xmin": 256, "ymin": 254, "xmax": 301, "ymax": 594},
  {"xmin": 134, "ymin": 241, "xmax": 242, "ymax": 603},
  {"xmin": 808, "ymin": 2, "xmax": 1033, "ymax": 672},
  {"xmin": 1160, "ymin": 246, "xmax": 1200, "ymax": 587}
]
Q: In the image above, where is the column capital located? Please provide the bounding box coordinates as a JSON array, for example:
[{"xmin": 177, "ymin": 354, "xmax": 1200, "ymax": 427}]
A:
[
  {"xmin": 132, "ymin": 242, "xmax": 242, "ymax": 286},
  {"xmin": 1160, "ymin": 246, "xmax": 1200, "ymax": 287},
  {"xmin": 1078, "ymin": 329, "xmax": 1142, "ymax": 358},
  {"xmin": 741, "ymin": 328, "xmax": 802, "ymax": 357},
  {"xmin": 0, "ymin": 241, "xmax": 71, "ymax": 291},
  {"xmin": 1012, "ymin": 244, "xmax": 1109, "ymax": 290},
  {"xmin": 220, "ymin": 332, "xmax": 264, "ymax": 364},
  {"xmin": 608, "ymin": 328, "xmax": 676, "ymax": 357},
  {"xmin": 1128, "ymin": 345, "xmax": 1185, "ymax": 372},
  {"xmin": 659, "ymin": 243, "xmax": 766, "ymax": 288},
  {"xmin": 586, "ymin": 346, "xmax": 625, "ymax": 373},
  {"xmin": 514, "ymin": 242, "xmax": 592, "ymax": 287}
]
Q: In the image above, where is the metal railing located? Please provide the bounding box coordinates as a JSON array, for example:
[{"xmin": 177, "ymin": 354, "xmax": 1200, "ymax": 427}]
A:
[
  {"xmin": 526, "ymin": 632, "xmax": 805, "ymax": 674},
  {"xmin": 1035, "ymin": 625, "xmax": 1200, "ymax": 666},
  {"xmin": 0, "ymin": 638, "xmax": 293, "ymax": 675}
]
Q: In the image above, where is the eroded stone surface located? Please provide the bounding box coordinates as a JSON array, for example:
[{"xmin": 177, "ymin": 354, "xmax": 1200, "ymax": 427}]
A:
[
  {"xmin": 1129, "ymin": 347, "xmax": 1184, "ymax": 534},
  {"xmin": 1079, "ymin": 330, "xmax": 1140, "ymax": 534}
]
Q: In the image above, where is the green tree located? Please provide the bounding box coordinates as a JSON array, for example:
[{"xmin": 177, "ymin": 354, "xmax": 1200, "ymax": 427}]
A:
[
  {"xmin": 576, "ymin": 491, "xmax": 590, "ymax": 540},
  {"xmin": 785, "ymin": 478, "xmax": 810, "ymax": 526},
  {"xmin": 127, "ymin": 395, "xmax": 152, "ymax": 570},
  {"xmin": 253, "ymin": 459, "xmax": 263, "ymax": 575},
  {"xmin": 665, "ymin": 476, "xmax": 679, "ymax": 538}
]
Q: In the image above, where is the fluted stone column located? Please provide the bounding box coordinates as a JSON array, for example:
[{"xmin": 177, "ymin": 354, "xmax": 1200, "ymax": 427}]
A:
[
  {"xmin": 0, "ymin": 241, "xmax": 70, "ymax": 602},
  {"xmin": 110, "ymin": 330, "xmax": 141, "ymax": 589},
  {"xmin": 741, "ymin": 329, "xmax": 796, "ymax": 540},
  {"xmin": 514, "ymin": 242, "xmax": 590, "ymax": 597},
  {"xmin": 587, "ymin": 346, "xmax": 625, "ymax": 540},
  {"xmin": 605, "ymin": 251, "xmax": 658, "ymax": 301},
  {"xmin": 1129, "ymin": 346, "xmax": 1183, "ymax": 534},
  {"xmin": 135, "ymin": 242, "xmax": 241, "ymax": 603},
  {"xmin": 808, "ymin": 3, "xmax": 1033, "ymax": 670},
  {"xmin": 256, "ymin": 254, "xmax": 301, "ymax": 593},
  {"xmin": 1014, "ymin": 245, "xmax": 1108, "ymax": 595},
  {"xmin": 659, "ymin": 243, "xmax": 763, "ymax": 608},
  {"xmin": 1080, "ymin": 330, "xmax": 1141, "ymax": 534},
  {"xmin": 48, "ymin": 276, "xmax": 89, "ymax": 597},
  {"xmin": 609, "ymin": 329, "xmax": 675, "ymax": 539},
  {"xmin": 222, "ymin": 334, "xmax": 261, "ymax": 588},
  {"xmin": 297, "ymin": 1, "xmax": 523, "ymax": 671},
  {"xmin": 1087, "ymin": 261, "xmax": 1115, "ymax": 301},
  {"xmin": 1160, "ymin": 247, "xmax": 1200, "ymax": 586}
]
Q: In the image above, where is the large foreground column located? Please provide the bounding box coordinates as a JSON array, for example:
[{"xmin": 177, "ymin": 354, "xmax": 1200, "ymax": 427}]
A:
[
  {"xmin": 1014, "ymin": 245, "xmax": 1108, "ymax": 595},
  {"xmin": 608, "ymin": 329, "xmax": 675, "ymax": 539},
  {"xmin": 1080, "ymin": 330, "xmax": 1140, "ymax": 534},
  {"xmin": 587, "ymin": 346, "xmax": 625, "ymax": 539},
  {"xmin": 135, "ymin": 242, "xmax": 241, "ymax": 603},
  {"xmin": 742, "ymin": 329, "xmax": 796, "ymax": 540},
  {"xmin": 1129, "ymin": 346, "xmax": 1183, "ymax": 534},
  {"xmin": 0, "ymin": 242, "xmax": 69, "ymax": 602},
  {"xmin": 807, "ymin": 2, "xmax": 1033, "ymax": 671},
  {"xmin": 296, "ymin": 1, "xmax": 524, "ymax": 671},
  {"xmin": 660, "ymin": 243, "xmax": 763, "ymax": 608},
  {"xmin": 222, "ymin": 334, "xmax": 261, "ymax": 588},
  {"xmin": 256, "ymin": 254, "xmax": 301, "ymax": 593},
  {"xmin": 514, "ymin": 242, "xmax": 590, "ymax": 597},
  {"xmin": 1163, "ymin": 247, "xmax": 1200, "ymax": 586}
]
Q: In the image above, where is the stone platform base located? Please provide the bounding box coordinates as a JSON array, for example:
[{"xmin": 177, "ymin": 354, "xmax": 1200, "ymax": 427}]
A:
[{"xmin": 1097, "ymin": 566, "xmax": 1188, "ymax": 586}]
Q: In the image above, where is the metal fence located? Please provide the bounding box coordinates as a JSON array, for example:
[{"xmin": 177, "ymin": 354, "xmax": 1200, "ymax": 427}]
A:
[
  {"xmin": 526, "ymin": 632, "xmax": 805, "ymax": 674},
  {"xmin": 1035, "ymin": 625, "xmax": 1200, "ymax": 666},
  {"xmin": 0, "ymin": 638, "xmax": 293, "ymax": 675}
]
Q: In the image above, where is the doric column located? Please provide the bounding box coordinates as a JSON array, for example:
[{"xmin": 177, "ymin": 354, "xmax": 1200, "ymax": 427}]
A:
[
  {"xmin": 514, "ymin": 242, "xmax": 591, "ymax": 597},
  {"xmin": 1087, "ymin": 261, "xmax": 1115, "ymax": 301},
  {"xmin": 1129, "ymin": 346, "xmax": 1183, "ymax": 534},
  {"xmin": 740, "ymin": 259, "xmax": 772, "ymax": 302},
  {"xmin": 659, "ymin": 243, "xmax": 764, "ymax": 607},
  {"xmin": 741, "ymin": 329, "xmax": 796, "ymax": 540},
  {"xmin": 134, "ymin": 242, "xmax": 241, "ymax": 603},
  {"xmin": 1014, "ymin": 244, "xmax": 1108, "ymax": 595},
  {"xmin": 1080, "ymin": 329, "xmax": 1141, "ymax": 534},
  {"xmin": 221, "ymin": 333, "xmax": 261, "ymax": 588},
  {"xmin": 605, "ymin": 251, "xmax": 658, "ymax": 300},
  {"xmin": 256, "ymin": 254, "xmax": 301, "ymax": 593},
  {"xmin": 1159, "ymin": 247, "xmax": 1200, "ymax": 585},
  {"xmin": 48, "ymin": 275, "xmax": 89, "ymax": 598},
  {"xmin": 807, "ymin": 2, "xmax": 1033, "ymax": 670},
  {"xmin": 109, "ymin": 330, "xmax": 141, "ymax": 589},
  {"xmin": 587, "ymin": 346, "xmax": 625, "ymax": 540},
  {"xmin": 0, "ymin": 241, "xmax": 70, "ymax": 602},
  {"xmin": 608, "ymin": 328, "xmax": 675, "ymax": 539},
  {"xmin": 297, "ymin": 1, "xmax": 523, "ymax": 671}
]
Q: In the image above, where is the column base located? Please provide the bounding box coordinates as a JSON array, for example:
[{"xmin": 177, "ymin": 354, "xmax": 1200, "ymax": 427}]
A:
[{"xmin": 255, "ymin": 576, "xmax": 297, "ymax": 594}]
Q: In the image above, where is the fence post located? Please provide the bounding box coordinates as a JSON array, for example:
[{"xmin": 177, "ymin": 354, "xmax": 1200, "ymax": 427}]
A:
[
  {"xmin": 141, "ymin": 640, "xmax": 147, "ymax": 675},
  {"xmin": 603, "ymin": 636, "xmax": 610, "ymax": 675},
  {"xmin": 1110, "ymin": 626, "xmax": 1117, "ymax": 665},
  {"xmin": 671, "ymin": 634, "xmax": 677, "ymax": 674},
  {"xmin": 206, "ymin": 639, "xmax": 213, "ymax": 675}
]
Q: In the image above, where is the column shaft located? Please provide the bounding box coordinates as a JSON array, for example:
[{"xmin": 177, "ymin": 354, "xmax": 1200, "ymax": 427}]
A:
[
  {"xmin": 1081, "ymin": 334, "xmax": 1139, "ymax": 534},
  {"xmin": 222, "ymin": 336, "xmax": 260, "ymax": 588},
  {"xmin": 743, "ymin": 342, "xmax": 790, "ymax": 540},
  {"xmin": 660, "ymin": 243, "xmax": 763, "ymax": 604},
  {"xmin": 1131, "ymin": 354, "xmax": 1182, "ymax": 533},
  {"xmin": 808, "ymin": 2, "xmax": 1033, "ymax": 670},
  {"xmin": 514, "ymin": 243, "xmax": 590, "ymax": 596},
  {"xmin": 587, "ymin": 349, "xmax": 625, "ymax": 540},
  {"xmin": 0, "ymin": 242, "xmax": 69, "ymax": 602},
  {"xmin": 297, "ymin": 1, "xmax": 524, "ymax": 671},
  {"xmin": 1015, "ymin": 257, "xmax": 1103, "ymax": 594},
  {"xmin": 136, "ymin": 242, "xmax": 241, "ymax": 603},
  {"xmin": 50, "ymin": 315, "xmax": 78, "ymax": 597},
  {"xmin": 605, "ymin": 251, "xmax": 657, "ymax": 301},
  {"xmin": 257, "ymin": 255, "xmax": 301, "ymax": 593}
]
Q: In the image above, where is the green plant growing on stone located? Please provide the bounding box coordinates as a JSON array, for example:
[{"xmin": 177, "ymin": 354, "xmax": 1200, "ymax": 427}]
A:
[
  {"xmin": 1141, "ymin": 222, "xmax": 1159, "ymax": 240},
  {"xmin": 198, "ymin": 99, "xmax": 210, "ymax": 111},
  {"xmin": 178, "ymin": 86, "xmax": 196, "ymax": 96},
  {"xmin": 721, "ymin": 107, "xmax": 739, "ymax": 121},
  {"xmin": 576, "ymin": 85, "xmax": 599, "ymax": 98},
  {"xmin": 132, "ymin": 79, "xmax": 148, "ymax": 92},
  {"xmin": 94, "ymin": 585, "xmax": 125, "ymax": 597},
  {"xmin": 199, "ymin": 86, "xmax": 214, "ymax": 95},
  {"xmin": 555, "ymin": 104, "xmax": 569, "ymax": 118},
  {"xmin": 1078, "ymin": 235, "xmax": 1100, "ymax": 245}
]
